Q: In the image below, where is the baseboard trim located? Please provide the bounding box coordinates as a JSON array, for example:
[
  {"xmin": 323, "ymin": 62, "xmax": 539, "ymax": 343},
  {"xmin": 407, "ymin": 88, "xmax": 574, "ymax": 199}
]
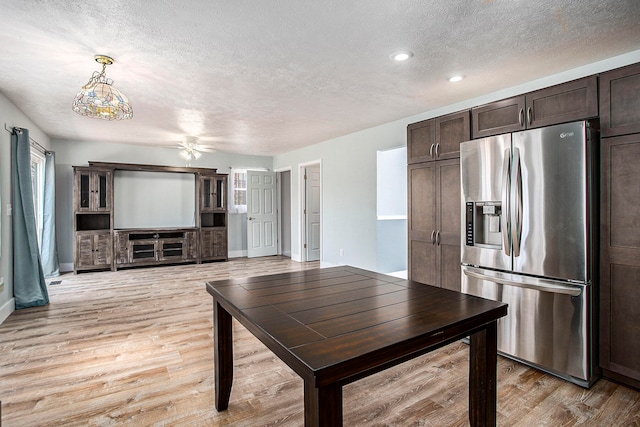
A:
[
  {"xmin": 60, "ymin": 263, "xmax": 74, "ymax": 273},
  {"xmin": 228, "ymin": 250, "xmax": 247, "ymax": 258},
  {"xmin": 0, "ymin": 297, "xmax": 15, "ymax": 325}
]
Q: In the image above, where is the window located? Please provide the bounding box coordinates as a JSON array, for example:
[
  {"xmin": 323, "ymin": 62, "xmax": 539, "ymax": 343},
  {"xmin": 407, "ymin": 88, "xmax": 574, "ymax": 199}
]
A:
[
  {"xmin": 230, "ymin": 169, "xmax": 247, "ymax": 213},
  {"xmin": 30, "ymin": 148, "xmax": 46, "ymax": 247}
]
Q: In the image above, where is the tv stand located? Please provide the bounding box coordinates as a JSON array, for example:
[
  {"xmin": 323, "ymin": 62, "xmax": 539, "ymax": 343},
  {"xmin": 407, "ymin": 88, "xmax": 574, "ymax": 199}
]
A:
[
  {"xmin": 73, "ymin": 162, "xmax": 228, "ymax": 273},
  {"xmin": 114, "ymin": 228, "xmax": 198, "ymax": 270}
]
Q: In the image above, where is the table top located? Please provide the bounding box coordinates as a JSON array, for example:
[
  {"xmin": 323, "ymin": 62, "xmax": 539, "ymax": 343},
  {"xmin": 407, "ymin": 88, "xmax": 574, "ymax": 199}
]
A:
[{"xmin": 206, "ymin": 266, "xmax": 507, "ymax": 387}]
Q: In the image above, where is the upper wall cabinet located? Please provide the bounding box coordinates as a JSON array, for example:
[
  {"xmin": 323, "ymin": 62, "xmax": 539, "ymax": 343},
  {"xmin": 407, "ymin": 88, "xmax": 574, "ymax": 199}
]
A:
[
  {"xmin": 472, "ymin": 76, "xmax": 598, "ymax": 138},
  {"xmin": 407, "ymin": 110, "xmax": 470, "ymax": 163},
  {"xmin": 600, "ymin": 62, "xmax": 640, "ymax": 137}
]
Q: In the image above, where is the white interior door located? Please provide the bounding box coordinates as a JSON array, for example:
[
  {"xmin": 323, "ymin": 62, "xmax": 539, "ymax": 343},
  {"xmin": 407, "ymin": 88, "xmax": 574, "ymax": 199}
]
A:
[
  {"xmin": 247, "ymin": 171, "xmax": 278, "ymax": 258},
  {"xmin": 305, "ymin": 165, "xmax": 321, "ymax": 261}
]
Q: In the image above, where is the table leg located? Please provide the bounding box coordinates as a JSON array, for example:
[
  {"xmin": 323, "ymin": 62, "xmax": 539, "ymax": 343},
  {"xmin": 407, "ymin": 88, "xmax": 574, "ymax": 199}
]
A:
[
  {"xmin": 214, "ymin": 300, "xmax": 233, "ymax": 411},
  {"xmin": 304, "ymin": 380, "xmax": 343, "ymax": 427},
  {"xmin": 469, "ymin": 322, "xmax": 498, "ymax": 427}
]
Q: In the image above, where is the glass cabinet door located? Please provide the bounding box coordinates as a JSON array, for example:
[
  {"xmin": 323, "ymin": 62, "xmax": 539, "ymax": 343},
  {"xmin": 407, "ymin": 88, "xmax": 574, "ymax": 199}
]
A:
[
  {"xmin": 97, "ymin": 172, "xmax": 109, "ymax": 209},
  {"xmin": 79, "ymin": 172, "xmax": 91, "ymax": 209},
  {"xmin": 201, "ymin": 177, "xmax": 213, "ymax": 210},
  {"xmin": 201, "ymin": 175, "xmax": 227, "ymax": 211},
  {"xmin": 215, "ymin": 177, "xmax": 226, "ymax": 210}
]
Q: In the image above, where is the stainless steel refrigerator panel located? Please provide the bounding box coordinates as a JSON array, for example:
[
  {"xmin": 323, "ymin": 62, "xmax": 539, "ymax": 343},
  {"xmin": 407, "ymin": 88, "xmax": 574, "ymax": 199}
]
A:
[
  {"xmin": 511, "ymin": 122, "xmax": 592, "ymax": 282},
  {"xmin": 462, "ymin": 266, "xmax": 593, "ymax": 385},
  {"xmin": 460, "ymin": 134, "xmax": 512, "ymax": 272}
]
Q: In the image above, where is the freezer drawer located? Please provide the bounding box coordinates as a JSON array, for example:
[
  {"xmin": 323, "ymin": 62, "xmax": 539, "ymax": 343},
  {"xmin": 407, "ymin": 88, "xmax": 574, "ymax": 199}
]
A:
[{"xmin": 462, "ymin": 266, "xmax": 597, "ymax": 387}]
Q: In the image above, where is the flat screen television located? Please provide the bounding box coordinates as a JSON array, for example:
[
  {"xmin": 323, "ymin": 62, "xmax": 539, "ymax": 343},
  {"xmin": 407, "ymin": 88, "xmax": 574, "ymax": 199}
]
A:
[{"xmin": 113, "ymin": 170, "xmax": 196, "ymax": 229}]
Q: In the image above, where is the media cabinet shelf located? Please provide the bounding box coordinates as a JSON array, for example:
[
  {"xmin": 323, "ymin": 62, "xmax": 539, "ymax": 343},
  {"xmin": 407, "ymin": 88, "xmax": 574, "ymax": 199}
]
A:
[{"xmin": 73, "ymin": 162, "xmax": 228, "ymax": 273}]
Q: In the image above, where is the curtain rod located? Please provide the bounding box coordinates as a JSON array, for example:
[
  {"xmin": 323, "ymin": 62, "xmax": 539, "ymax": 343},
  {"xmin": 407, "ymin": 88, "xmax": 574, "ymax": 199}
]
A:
[{"xmin": 4, "ymin": 123, "xmax": 49, "ymax": 154}]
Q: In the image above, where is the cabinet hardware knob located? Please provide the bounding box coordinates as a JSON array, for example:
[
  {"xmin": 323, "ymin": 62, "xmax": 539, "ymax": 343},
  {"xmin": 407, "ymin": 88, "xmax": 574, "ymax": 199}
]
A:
[
  {"xmin": 431, "ymin": 230, "xmax": 436, "ymax": 244},
  {"xmin": 436, "ymin": 230, "xmax": 441, "ymax": 245},
  {"xmin": 527, "ymin": 107, "xmax": 532, "ymax": 126},
  {"xmin": 429, "ymin": 144, "xmax": 435, "ymax": 158}
]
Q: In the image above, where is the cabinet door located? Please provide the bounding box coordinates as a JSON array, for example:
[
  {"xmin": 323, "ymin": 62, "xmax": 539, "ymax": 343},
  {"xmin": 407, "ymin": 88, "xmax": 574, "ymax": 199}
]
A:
[
  {"xmin": 75, "ymin": 232, "xmax": 112, "ymax": 269},
  {"xmin": 407, "ymin": 119, "xmax": 436, "ymax": 164},
  {"xmin": 435, "ymin": 110, "xmax": 470, "ymax": 160},
  {"xmin": 74, "ymin": 169, "xmax": 111, "ymax": 212},
  {"xmin": 408, "ymin": 162, "xmax": 436, "ymax": 285},
  {"xmin": 201, "ymin": 228, "xmax": 227, "ymax": 259},
  {"xmin": 93, "ymin": 171, "xmax": 112, "ymax": 212},
  {"xmin": 201, "ymin": 176, "xmax": 227, "ymax": 212},
  {"xmin": 526, "ymin": 76, "xmax": 598, "ymax": 129},
  {"xmin": 212, "ymin": 229, "xmax": 228, "ymax": 258},
  {"xmin": 75, "ymin": 170, "xmax": 92, "ymax": 211},
  {"xmin": 472, "ymin": 96, "xmax": 525, "ymax": 138},
  {"xmin": 213, "ymin": 176, "xmax": 227, "ymax": 210},
  {"xmin": 435, "ymin": 159, "xmax": 461, "ymax": 292},
  {"xmin": 600, "ymin": 63, "xmax": 640, "ymax": 137},
  {"xmin": 600, "ymin": 134, "xmax": 640, "ymax": 387},
  {"xmin": 93, "ymin": 233, "xmax": 113, "ymax": 266}
]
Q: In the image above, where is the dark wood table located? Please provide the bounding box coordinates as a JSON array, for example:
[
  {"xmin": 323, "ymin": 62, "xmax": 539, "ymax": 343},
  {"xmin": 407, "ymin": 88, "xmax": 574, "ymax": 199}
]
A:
[{"xmin": 206, "ymin": 266, "xmax": 507, "ymax": 426}]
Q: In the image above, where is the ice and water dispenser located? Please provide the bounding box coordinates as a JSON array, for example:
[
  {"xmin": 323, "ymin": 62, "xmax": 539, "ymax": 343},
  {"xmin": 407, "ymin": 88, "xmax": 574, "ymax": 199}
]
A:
[{"xmin": 465, "ymin": 201, "xmax": 503, "ymax": 248}]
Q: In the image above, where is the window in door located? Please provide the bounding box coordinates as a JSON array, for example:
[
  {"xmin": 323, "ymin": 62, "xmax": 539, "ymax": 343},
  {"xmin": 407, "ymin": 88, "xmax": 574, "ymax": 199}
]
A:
[{"xmin": 230, "ymin": 169, "xmax": 247, "ymax": 213}]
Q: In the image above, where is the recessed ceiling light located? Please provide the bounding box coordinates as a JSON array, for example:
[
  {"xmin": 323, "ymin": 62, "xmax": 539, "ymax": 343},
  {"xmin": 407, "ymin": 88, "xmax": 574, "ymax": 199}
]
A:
[
  {"xmin": 449, "ymin": 75, "xmax": 464, "ymax": 82},
  {"xmin": 391, "ymin": 51, "xmax": 413, "ymax": 62}
]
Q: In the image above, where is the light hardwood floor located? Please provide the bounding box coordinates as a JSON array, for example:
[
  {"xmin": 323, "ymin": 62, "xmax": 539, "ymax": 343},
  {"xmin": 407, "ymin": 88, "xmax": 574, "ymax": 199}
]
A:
[{"xmin": 0, "ymin": 257, "xmax": 638, "ymax": 426}]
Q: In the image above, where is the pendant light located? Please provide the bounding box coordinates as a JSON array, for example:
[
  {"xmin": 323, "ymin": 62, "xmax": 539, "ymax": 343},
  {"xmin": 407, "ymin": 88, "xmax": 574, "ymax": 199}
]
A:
[{"xmin": 72, "ymin": 55, "xmax": 133, "ymax": 120}]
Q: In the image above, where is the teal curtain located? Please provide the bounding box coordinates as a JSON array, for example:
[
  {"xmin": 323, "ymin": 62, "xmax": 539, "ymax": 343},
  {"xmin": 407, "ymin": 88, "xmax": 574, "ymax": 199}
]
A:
[
  {"xmin": 12, "ymin": 127, "xmax": 49, "ymax": 309},
  {"xmin": 41, "ymin": 151, "xmax": 60, "ymax": 277}
]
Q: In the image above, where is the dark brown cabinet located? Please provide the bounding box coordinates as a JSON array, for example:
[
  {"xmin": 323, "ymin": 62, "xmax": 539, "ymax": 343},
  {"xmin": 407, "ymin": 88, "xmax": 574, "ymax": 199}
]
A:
[
  {"xmin": 600, "ymin": 62, "xmax": 640, "ymax": 137},
  {"xmin": 408, "ymin": 110, "xmax": 467, "ymax": 291},
  {"xmin": 407, "ymin": 110, "xmax": 470, "ymax": 164},
  {"xmin": 408, "ymin": 157, "xmax": 462, "ymax": 291},
  {"xmin": 599, "ymin": 131, "xmax": 640, "ymax": 390},
  {"xmin": 472, "ymin": 76, "xmax": 598, "ymax": 138}
]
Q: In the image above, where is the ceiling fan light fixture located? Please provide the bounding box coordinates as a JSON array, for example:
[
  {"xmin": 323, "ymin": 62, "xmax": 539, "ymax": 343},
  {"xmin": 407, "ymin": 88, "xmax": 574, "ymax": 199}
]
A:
[{"xmin": 72, "ymin": 55, "xmax": 133, "ymax": 120}]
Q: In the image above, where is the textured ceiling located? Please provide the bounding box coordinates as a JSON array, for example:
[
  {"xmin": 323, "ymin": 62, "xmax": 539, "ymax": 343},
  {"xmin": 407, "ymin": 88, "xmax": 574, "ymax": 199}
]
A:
[{"xmin": 1, "ymin": 0, "xmax": 640, "ymax": 156}]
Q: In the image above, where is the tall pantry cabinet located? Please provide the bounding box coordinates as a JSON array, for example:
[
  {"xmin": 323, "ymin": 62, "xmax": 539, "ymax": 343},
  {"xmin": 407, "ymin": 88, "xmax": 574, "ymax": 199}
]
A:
[
  {"xmin": 599, "ymin": 62, "xmax": 640, "ymax": 390},
  {"xmin": 407, "ymin": 110, "xmax": 469, "ymax": 292}
]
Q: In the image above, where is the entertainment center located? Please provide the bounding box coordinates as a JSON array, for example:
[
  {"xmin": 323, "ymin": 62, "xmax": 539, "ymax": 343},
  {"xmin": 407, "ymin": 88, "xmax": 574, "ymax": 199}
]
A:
[{"xmin": 73, "ymin": 161, "xmax": 228, "ymax": 274}]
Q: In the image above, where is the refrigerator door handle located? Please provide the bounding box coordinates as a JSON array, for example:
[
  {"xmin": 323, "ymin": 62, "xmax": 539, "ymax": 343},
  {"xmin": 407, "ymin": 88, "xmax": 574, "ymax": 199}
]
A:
[
  {"xmin": 462, "ymin": 266, "xmax": 583, "ymax": 297},
  {"xmin": 502, "ymin": 149, "xmax": 511, "ymax": 256},
  {"xmin": 511, "ymin": 148, "xmax": 523, "ymax": 257}
]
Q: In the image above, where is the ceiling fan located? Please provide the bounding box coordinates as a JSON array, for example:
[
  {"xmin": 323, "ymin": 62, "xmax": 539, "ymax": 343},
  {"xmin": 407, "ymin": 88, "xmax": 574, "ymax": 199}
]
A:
[{"xmin": 175, "ymin": 136, "xmax": 216, "ymax": 161}]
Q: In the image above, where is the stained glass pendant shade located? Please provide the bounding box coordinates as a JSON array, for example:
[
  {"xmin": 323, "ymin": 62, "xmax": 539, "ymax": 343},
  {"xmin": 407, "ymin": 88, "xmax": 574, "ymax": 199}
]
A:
[{"xmin": 72, "ymin": 55, "xmax": 133, "ymax": 120}]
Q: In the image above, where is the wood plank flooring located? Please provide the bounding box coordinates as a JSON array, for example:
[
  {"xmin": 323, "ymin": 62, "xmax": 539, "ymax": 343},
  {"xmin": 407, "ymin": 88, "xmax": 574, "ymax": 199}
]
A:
[{"xmin": 0, "ymin": 257, "xmax": 638, "ymax": 426}]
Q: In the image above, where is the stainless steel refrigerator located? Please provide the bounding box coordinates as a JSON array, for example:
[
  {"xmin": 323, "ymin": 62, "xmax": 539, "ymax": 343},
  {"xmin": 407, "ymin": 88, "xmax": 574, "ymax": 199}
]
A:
[{"xmin": 460, "ymin": 120, "xmax": 599, "ymax": 387}]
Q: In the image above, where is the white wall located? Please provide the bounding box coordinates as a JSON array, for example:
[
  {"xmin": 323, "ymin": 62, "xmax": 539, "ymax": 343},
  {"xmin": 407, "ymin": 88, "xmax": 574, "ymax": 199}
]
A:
[
  {"xmin": 51, "ymin": 138, "xmax": 272, "ymax": 270},
  {"xmin": 0, "ymin": 91, "xmax": 52, "ymax": 323},
  {"xmin": 274, "ymin": 49, "xmax": 640, "ymax": 272}
]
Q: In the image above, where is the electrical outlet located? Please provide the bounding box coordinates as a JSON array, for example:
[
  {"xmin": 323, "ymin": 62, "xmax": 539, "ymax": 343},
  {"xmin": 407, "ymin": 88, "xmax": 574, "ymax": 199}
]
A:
[
  {"xmin": 6, "ymin": 203, "xmax": 11, "ymax": 216},
  {"xmin": 339, "ymin": 248, "xmax": 344, "ymax": 256},
  {"xmin": 0, "ymin": 276, "xmax": 4, "ymax": 293}
]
